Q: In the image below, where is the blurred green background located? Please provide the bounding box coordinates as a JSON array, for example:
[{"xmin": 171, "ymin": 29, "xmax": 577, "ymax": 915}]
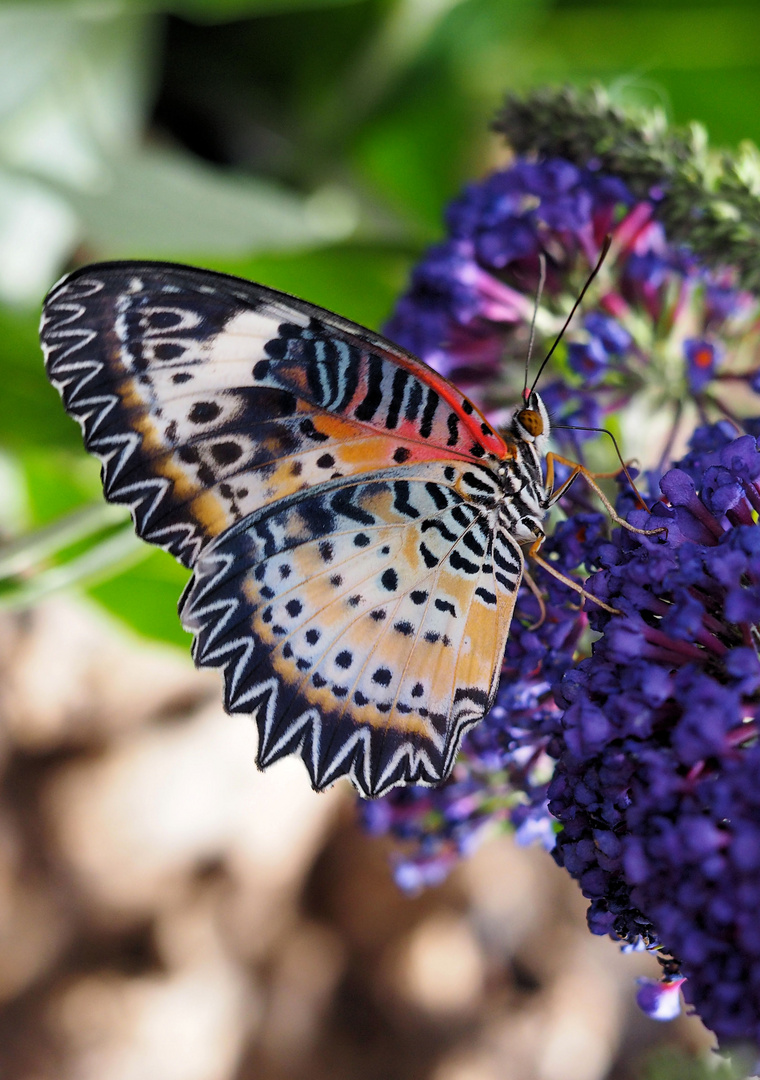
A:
[{"xmin": 2, "ymin": 0, "xmax": 760, "ymax": 645}]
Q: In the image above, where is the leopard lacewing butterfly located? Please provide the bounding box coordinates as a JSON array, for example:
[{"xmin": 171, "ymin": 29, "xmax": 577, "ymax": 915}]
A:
[{"xmin": 39, "ymin": 261, "xmax": 574, "ymax": 798}]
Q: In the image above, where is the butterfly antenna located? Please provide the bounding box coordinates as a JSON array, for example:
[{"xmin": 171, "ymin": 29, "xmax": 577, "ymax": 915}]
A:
[
  {"xmin": 529, "ymin": 234, "xmax": 612, "ymax": 396},
  {"xmin": 523, "ymin": 254, "xmax": 547, "ymax": 403},
  {"xmin": 554, "ymin": 422, "xmax": 651, "ymax": 511}
]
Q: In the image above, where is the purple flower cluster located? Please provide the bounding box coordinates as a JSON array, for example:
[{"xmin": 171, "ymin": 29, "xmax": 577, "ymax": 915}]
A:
[
  {"xmin": 385, "ymin": 158, "xmax": 632, "ymax": 404},
  {"xmin": 363, "ymin": 515, "xmax": 606, "ymax": 891},
  {"xmin": 384, "ymin": 157, "xmax": 760, "ymax": 464},
  {"xmin": 373, "ymin": 150, "xmax": 760, "ymax": 1051},
  {"xmin": 550, "ymin": 424, "xmax": 760, "ymax": 1047}
]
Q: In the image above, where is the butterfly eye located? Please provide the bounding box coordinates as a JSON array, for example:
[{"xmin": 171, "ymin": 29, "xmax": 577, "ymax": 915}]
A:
[{"xmin": 516, "ymin": 408, "xmax": 544, "ymax": 437}]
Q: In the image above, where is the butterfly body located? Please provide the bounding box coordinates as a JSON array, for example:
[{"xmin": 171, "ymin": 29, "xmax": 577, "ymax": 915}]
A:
[{"xmin": 41, "ymin": 262, "xmax": 552, "ymax": 797}]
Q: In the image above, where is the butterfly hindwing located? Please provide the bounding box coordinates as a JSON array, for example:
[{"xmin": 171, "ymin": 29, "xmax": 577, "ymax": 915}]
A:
[
  {"xmin": 40, "ymin": 262, "xmax": 508, "ymax": 567},
  {"xmin": 41, "ymin": 260, "xmax": 524, "ymax": 795},
  {"xmin": 179, "ymin": 467, "xmax": 522, "ymax": 797}
]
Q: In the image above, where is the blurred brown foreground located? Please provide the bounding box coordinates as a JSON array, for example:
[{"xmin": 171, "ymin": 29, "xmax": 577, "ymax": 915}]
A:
[{"xmin": 0, "ymin": 597, "xmax": 715, "ymax": 1080}]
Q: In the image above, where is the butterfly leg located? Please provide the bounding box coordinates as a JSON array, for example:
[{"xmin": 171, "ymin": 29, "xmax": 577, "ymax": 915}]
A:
[
  {"xmin": 526, "ymin": 528, "xmax": 622, "ymax": 615},
  {"xmin": 545, "ymin": 453, "xmax": 665, "ymax": 538},
  {"xmin": 520, "ymin": 567, "xmax": 547, "ymax": 630}
]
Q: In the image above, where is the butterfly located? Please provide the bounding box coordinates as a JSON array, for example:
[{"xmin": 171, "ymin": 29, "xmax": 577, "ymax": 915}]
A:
[{"xmin": 40, "ymin": 260, "xmax": 627, "ymax": 798}]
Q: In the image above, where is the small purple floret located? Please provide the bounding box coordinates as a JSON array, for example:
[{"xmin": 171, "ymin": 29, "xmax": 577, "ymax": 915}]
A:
[{"xmin": 636, "ymin": 977, "xmax": 685, "ymax": 1021}]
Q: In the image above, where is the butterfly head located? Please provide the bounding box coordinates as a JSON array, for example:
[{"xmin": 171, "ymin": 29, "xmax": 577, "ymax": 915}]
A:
[{"xmin": 512, "ymin": 389, "xmax": 550, "ymax": 452}]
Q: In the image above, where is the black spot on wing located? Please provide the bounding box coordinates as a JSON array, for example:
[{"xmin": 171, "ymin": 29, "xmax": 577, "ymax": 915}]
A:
[
  {"xmin": 475, "ymin": 586, "xmax": 497, "ymax": 605},
  {"xmin": 405, "ymin": 379, "xmax": 423, "ymax": 422},
  {"xmin": 330, "ymin": 490, "xmax": 375, "ymax": 526},
  {"xmin": 419, "ymin": 386, "xmax": 440, "ymax": 438},
  {"xmin": 425, "ymin": 483, "xmax": 449, "ymax": 510},
  {"xmin": 354, "ymin": 354, "xmax": 384, "ymax": 421},
  {"xmin": 421, "ymin": 518, "xmax": 458, "ymax": 542},
  {"xmin": 372, "ymin": 667, "xmax": 392, "ymax": 687},
  {"xmin": 381, "ymin": 569, "xmax": 398, "ymax": 592},
  {"xmin": 393, "ymin": 481, "xmax": 420, "ymax": 519},
  {"xmin": 211, "ymin": 441, "xmax": 243, "ymax": 466},
  {"xmin": 454, "ymin": 686, "xmax": 489, "ymax": 708},
  {"xmin": 449, "ymin": 549, "xmax": 479, "ymax": 574},
  {"xmin": 154, "ymin": 342, "xmax": 185, "ymax": 361},
  {"xmin": 462, "ymin": 532, "xmax": 486, "ymax": 557},
  {"xmin": 386, "ymin": 368, "xmax": 409, "ymax": 429},
  {"xmin": 463, "ymin": 470, "xmax": 496, "ymax": 494},
  {"xmin": 493, "ymin": 544, "xmax": 520, "ymax": 576},
  {"xmin": 264, "ymin": 335, "xmax": 287, "ymax": 360},
  {"xmin": 419, "ymin": 543, "xmax": 438, "ymax": 568},
  {"xmin": 451, "ymin": 505, "xmax": 474, "ymax": 528},
  {"xmin": 299, "ymin": 418, "xmax": 330, "ymax": 442},
  {"xmin": 189, "ymin": 401, "xmax": 221, "ymax": 424},
  {"xmin": 335, "ymin": 344, "xmax": 360, "ymax": 411},
  {"xmin": 447, "ymin": 412, "xmax": 459, "ymax": 446}
]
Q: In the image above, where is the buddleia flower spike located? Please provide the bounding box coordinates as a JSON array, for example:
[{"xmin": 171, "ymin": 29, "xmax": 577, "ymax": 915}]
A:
[{"xmin": 370, "ymin": 86, "xmax": 760, "ymax": 1055}]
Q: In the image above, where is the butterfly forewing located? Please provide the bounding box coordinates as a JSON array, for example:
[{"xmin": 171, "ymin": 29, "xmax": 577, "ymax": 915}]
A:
[
  {"xmin": 40, "ymin": 261, "xmax": 525, "ymax": 796},
  {"xmin": 41, "ymin": 263, "xmax": 508, "ymax": 567}
]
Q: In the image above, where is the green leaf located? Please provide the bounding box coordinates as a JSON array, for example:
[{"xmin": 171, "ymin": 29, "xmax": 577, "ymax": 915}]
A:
[
  {"xmin": 352, "ymin": 80, "xmax": 474, "ymax": 238},
  {"xmin": 3, "ymin": 450, "xmax": 188, "ymax": 647},
  {"xmin": 0, "ymin": 5, "xmax": 159, "ymax": 303},
  {"xmin": 0, "ymin": 307, "xmax": 83, "ymax": 451},
  {"xmin": 0, "ymin": 502, "xmax": 125, "ymax": 582},
  {"xmin": 0, "ymin": 0, "xmax": 363, "ymax": 10},
  {"xmin": 347, "ymin": 0, "xmax": 547, "ymax": 233},
  {"xmin": 201, "ymin": 243, "xmax": 416, "ymax": 329},
  {"xmin": 63, "ymin": 146, "xmax": 355, "ymax": 259},
  {"xmin": 18, "ymin": 450, "xmax": 102, "ymax": 526},
  {"xmin": 533, "ymin": 5, "xmax": 760, "ymax": 75},
  {"xmin": 0, "ymin": 524, "xmax": 144, "ymax": 611},
  {"xmin": 172, "ymin": 0, "xmax": 367, "ymax": 19},
  {"xmin": 87, "ymin": 547, "xmax": 192, "ymax": 650}
]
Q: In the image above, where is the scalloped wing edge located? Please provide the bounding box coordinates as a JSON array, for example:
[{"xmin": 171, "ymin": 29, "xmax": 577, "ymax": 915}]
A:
[
  {"xmin": 178, "ymin": 532, "xmax": 486, "ymax": 798},
  {"xmin": 41, "ymin": 271, "xmax": 207, "ymax": 566}
]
